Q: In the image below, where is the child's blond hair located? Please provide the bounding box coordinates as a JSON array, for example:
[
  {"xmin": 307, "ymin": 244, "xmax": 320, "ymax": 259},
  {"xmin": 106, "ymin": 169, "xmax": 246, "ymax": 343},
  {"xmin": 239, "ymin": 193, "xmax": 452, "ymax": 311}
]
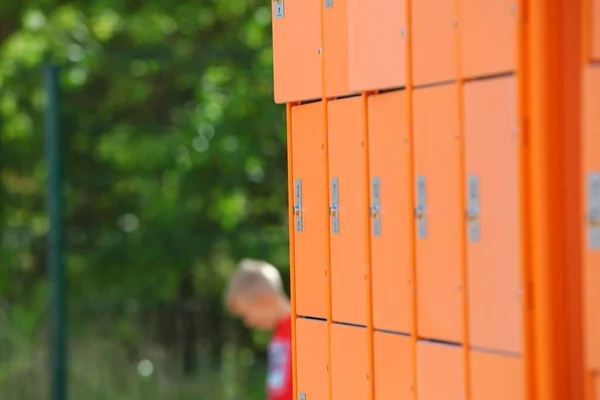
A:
[{"xmin": 224, "ymin": 258, "xmax": 285, "ymax": 308}]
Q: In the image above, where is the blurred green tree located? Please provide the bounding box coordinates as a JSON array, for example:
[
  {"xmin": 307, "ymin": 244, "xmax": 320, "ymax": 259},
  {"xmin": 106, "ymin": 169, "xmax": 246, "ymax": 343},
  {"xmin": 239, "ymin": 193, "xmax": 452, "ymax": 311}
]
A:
[{"xmin": 0, "ymin": 0, "xmax": 288, "ymax": 398}]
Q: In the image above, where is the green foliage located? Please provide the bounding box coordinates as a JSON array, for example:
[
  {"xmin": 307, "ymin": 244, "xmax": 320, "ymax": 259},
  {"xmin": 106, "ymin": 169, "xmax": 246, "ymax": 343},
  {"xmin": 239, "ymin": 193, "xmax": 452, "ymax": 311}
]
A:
[{"xmin": 0, "ymin": 0, "xmax": 288, "ymax": 397}]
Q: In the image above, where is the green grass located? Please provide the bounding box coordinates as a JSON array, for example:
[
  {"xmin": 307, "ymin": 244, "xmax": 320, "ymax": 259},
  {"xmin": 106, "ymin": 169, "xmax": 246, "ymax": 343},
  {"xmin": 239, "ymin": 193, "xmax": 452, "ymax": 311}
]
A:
[{"xmin": 0, "ymin": 333, "xmax": 266, "ymax": 400}]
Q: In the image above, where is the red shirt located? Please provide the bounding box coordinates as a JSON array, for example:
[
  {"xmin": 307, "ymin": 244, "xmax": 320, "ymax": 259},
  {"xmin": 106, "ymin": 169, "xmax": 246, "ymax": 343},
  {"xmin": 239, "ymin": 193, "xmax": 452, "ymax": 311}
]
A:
[{"xmin": 266, "ymin": 315, "xmax": 292, "ymax": 400}]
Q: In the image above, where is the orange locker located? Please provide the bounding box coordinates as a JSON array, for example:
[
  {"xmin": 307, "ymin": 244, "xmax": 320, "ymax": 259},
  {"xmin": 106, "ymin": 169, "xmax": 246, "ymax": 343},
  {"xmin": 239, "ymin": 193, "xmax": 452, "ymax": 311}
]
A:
[
  {"xmin": 459, "ymin": 0, "xmax": 517, "ymax": 79},
  {"xmin": 291, "ymin": 102, "xmax": 328, "ymax": 319},
  {"xmin": 296, "ymin": 318, "xmax": 329, "ymax": 400},
  {"xmin": 374, "ymin": 332, "xmax": 413, "ymax": 400},
  {"xmin": 470, "ymin": 351, "xmax": 524, "ymax": 400},
  {"xmin": 596, "ymin": 376, "xmax": 600, "ymax": 400},
  {"xmin": 583, "ymin": 66, "xmax": 600, "ymax": 370},
  {"xmin": 413, "ymin": 84, "xmax": 462, "ymax": 343},
  {"xmin": 464, "ymin": 76, "xmax": 522, "ymax": 354},
  {"xmin": 368, "ymin": 91, "xmax": 412, "ymax": 333},
  {"xmin": 412, "ymin": 0, "xmax": 457, "ymax": 86},
  {"xmin": 329, "ymin": 97, "xmax": 368, "ymax": 326},
  {"xmin": 417, "ymin": 341, "xmax": 464, "ymax": 400},
  {"xmin": 272, "ymin": 0, "xmax": 321, "ymax": 104},
  {"xmin": 331, "ymin": 324, "xmax": 369, "ymax": 400},
  {"xmin": 347, "ymin": 0, "xmax": 407, "ymax": 92},
  {"xmin": 324, "ymin": 0, "xmax": 352, "ymax": 98},
  {"xmin": 594, "ymin": 0, "xmax": 600, "ymax": 60}
]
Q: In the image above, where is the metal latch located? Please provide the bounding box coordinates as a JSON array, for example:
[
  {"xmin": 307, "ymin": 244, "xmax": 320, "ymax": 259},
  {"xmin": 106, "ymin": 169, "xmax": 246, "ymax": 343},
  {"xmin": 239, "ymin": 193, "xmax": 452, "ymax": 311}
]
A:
[
  {"xmin": 587, "ymin": 172, "xmax": 600, "ymax": 250},
  {"xmin": 415, "ymin": 176, "xmax": 427, "ymax": 239},
  {"xmin": 274, "ymin": 0, "xmax": 284, "ymax": 19},
  {"xmin": 293, "ymin": 179, "xmax": 303, "ymax": 233},
  {"xmin": 466, "ymin": 175, "xmax": 481, "ymax": 243},
  {"xmin": 371, "ymin": 177, "xmax": 382, "ymax": 237},
  {"xmin": 330, "ymin": 178, "xmax": 340, "ymax": 234},
  {"xmin": 299, "ymin": 393, "xmax": 306, "ymax": 400},
  {"xmin": 325, "ymin": 0, "xmax": 333, "ymax": 9}
]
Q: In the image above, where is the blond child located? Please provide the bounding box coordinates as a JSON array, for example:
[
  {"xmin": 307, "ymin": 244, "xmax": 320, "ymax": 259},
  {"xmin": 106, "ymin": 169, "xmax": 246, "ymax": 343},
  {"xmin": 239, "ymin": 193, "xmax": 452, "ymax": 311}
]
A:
[{"xmin": 224, "ymin": 259, "xmax": 292, "ymax": 400}]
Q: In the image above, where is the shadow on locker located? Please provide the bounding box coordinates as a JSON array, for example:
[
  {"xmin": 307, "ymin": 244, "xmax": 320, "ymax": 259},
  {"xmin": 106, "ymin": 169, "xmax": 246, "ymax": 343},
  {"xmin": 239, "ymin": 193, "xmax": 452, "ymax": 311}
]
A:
[
  {"xmin": 329, "ymin": 97, "xmax": 368, "ymax": 326},
  {"xmin": 271, "ymin": 0, "xmax": 321, "ymax": 104},
  {"xmin": 417, "ymin": 341, "xmax": 464, "ymax": 400},
  {"xmin": 368, "ymin": 91, "xmax": 412, "ymax": 334},
  {"xmin": 464, "ymin": 75, "xmax": 522, "ymax": 355},
  {"xmin": 412, "ymin": 0, "xmax": 457, "ymax": 86},
  {"xmin": 296, "ymin": 318, "xmax": 329, "ymax": 399},
  {"xmin": 471, "ymin": 351, "xmax": 524, "ymax": 400},
  {"xmin": 583, "ymin": 65, "xmax": 600, "ymax": 370},
  {"xmin": 413, "ymin": 83, "xmax": 462, "ymax": 343},
  {"xmin": 374, "ymin": 332, "xmax": 413, "ymax": 400},
  {"xmin": 459, "ymin": 0, "xmax": 517, "ymax": 79},
  {"xmin": 331, "ymin": 324, "xmax": 369, "ymax": 400},
  {"xmin": 291, "ymin": 102, "xmax": 328, "ymax": 319},
  {"xmin": 348, "ymin": 0, "xmax": 407, "ymax": 92}
]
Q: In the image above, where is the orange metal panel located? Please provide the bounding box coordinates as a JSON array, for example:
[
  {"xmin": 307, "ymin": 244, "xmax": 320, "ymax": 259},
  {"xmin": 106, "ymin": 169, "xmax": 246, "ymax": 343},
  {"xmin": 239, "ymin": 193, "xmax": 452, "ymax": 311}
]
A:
[
  {"xmin": 329, "ymin": 97, "xmax": 368, "ymax": 326},
  {"xmin": 459, "ymin": 0, "xmax": 518, "ymax": 78},
  {"xmin": 291, "ymin": 102, "xmax": 328, "ymax": 319},
  {"xmin": 374, "ymin": 332, "xmax": 413, "ymax": 400},
  {"xmin": 272, "ymin": 0, "xmax": 321, "ymax": 104},
  {"xmin": 417, "ymin": 341, "xmax": 464, "ymax": 400},
  {"xmin": 594, "ymin": 0, "xmax": 600, "ymax": 60},
  {"xmin": 324, "ymin": 0, "xmax": 352, "ymax": 98},
  {"xmin": 368, "ymin": 91, "xmax": 412, "ymax": 334},
  {"xmin": 464, "ymin": 76, "xmax": 522, "ymax": 355},
  {"xmin": 331, "ymin": 324, "xmax": 369, "ymax": 400},
  {"xmin": 596, "ymin": 376, "xmax": 600, "ymax": 400},
  {"xmin": 348, "ymin": 0, "xmax": 407, "ymax": 92},
  {"xmin": 412, "ymin": 0, "xmax": 457, "ymax": 86},
  {"xmin": 296, "ymin": 318, "xmax": 329, "ymax": 399},
  {"xmin": 470, "ymin": 351, "xmax": 524, "ymax": 400},
  {"xmin": 583, "ymin": 66, "xmax": 600, "ymax": 370},
  {"xmin": 413, "ymin": 84, "xmax": 462, "ymax": 343}
]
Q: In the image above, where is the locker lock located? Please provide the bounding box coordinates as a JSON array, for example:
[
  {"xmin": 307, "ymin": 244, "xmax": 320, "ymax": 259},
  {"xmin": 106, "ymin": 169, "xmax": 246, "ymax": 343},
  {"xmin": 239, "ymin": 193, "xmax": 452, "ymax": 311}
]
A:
[
  {"xmin": 299, "ymin": 393, "xmax": 306, "ymax": 400},
  {"xmin": 414, "ymin": 204, "xmax": 426, "ymax": 220},
  {"xmin": 370, "ymin": 205, "xmax": 380, "ymax": 220},
  {"xmin": 466, "ymin": 205, "xmax": 480, "ymax": 221},
  {"xmin": 588, "ymin": 206, "xmax": 600, "ymax": 227},
  {"xmin": 293, "ymin": 204, "xmax": 301, "ymax": 217},
  {"xmin": 329, "ymin": 204, "xmax": 339, "ymax": 217}
]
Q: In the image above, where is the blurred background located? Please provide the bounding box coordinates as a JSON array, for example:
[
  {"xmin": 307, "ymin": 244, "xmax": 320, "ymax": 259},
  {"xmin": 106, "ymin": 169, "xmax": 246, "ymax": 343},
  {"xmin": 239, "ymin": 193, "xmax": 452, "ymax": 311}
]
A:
[{"xmin": 0, "ymin": 1, "xmax": 289, "ymax": 399}]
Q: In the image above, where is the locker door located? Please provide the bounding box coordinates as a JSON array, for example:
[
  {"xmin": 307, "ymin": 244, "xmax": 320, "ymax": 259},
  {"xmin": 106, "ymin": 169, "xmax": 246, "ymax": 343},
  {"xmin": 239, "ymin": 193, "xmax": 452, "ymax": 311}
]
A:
[
  {"xmin": 413, "ymin": 84, "xmax": 463, "ymax": 343},
  {"xmin": 348, "ymin": 0, "xmax": 407, "ymax": 92},
  {"xmin": 583, "ymin": 66, "xmax": 600, "ymax": 370},
  {"xmin": 459, "ymin": 0, "xmax": 518, "ymax": 79},
  {"xmin": 417, "ymin": 341, "xmax": 464, "ymax": 400},
  {"xmin": 374, "ymin": 332, "xmax": 413, "ymax": 400},
  {"xmin": 471, "ymin": 351, "xmax": 524, "ymax": 400},
  {"xmin": 329, "ymin": 97, "xmax": 368, "ymax": 326},
  {"xmin": 331, "ymin": 324, "xmax": 369, "ymax": 400},
  {"xmin": 412, "ymin": 0, "xmax": 457, "ymax": 86},
  {"xmin": 324, "ymin": 0, "xmax": 352, "ymax": 98},
  {"xmin": 296, "ymin": 318, "xmax": 329, "ymax": 400},
  {"xmin": 368, "ymin": 91, "xmax": 412, "ymax": 334},
  {"xmin": 272, "ymin": 0, "xmax": 322, "ymax": 103},
  {"xmin": 292, "ymin": 102, "xmax": 328, "ymax": 319},
  {"xmin": 593, "ymin": 0, "xmax": 600, "ymax": 60},
  {"xmin": 464, "ymin": 76, "xmax": 522, "ymax": 354}
]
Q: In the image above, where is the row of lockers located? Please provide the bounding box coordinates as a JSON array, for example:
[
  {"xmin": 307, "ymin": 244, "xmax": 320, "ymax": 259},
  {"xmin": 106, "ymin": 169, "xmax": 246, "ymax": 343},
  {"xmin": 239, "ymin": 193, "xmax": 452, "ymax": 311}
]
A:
[
  {"xmin": 291, "ymin": 74, "xmax": 523, "ymax": 355},
  {"xmin": 272, "ymin": 0, "xmax": 600, "ymax": 104},
  {"xmin": 296, "ymin": 318, "xmax": 526, "ymax": 400}
]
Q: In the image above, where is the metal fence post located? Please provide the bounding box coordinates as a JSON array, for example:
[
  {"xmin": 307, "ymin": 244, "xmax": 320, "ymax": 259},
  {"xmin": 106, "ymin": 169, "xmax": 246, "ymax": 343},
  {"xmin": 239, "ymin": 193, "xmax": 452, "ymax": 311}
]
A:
[{"xmin": 44, "ymin": 63, "xmax": 67, "ymax": 400}]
